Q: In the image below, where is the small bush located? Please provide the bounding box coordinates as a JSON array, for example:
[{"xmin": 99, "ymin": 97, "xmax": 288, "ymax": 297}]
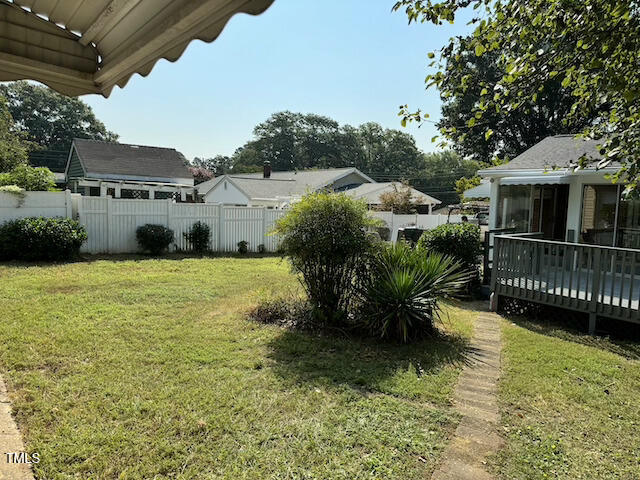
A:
[
  {"xmin": 417, "ymin": 222, "xmax": 482, "ymax": 271},
  {"xmin": 257, "ymin": 244, "xmax": 266, "ymax": 254},
  {"xmin": 248, "ymin": 297, "xmax": 313, "ymax": 330},
  {"xmin": 375, "ymin": 226, "xmax": 391, "ymax": 242},
  {"xmin": 273, "ymin": 192, "xmax": 379, "ymax": 325},
  {"xmin": 0, "ymin": 217, "xmax": 87, "ymax": 261},
  {"xmin": 237, "ymin": 240, "xmax": 249, "ymax": 254},
  {"xmin": 183, "ymin": 221, "xmax": 210, "ymax": 253},
  {"xmin": 0, "ymin": 164, "xmax": 56, "ymax": 191},
  {"xmin": 136, "ymin": 224, "xmax": 174, "ymax": 255},
  {"xmin": 358, "ymin": 242, "xmax": 470, "ymax": 343}
]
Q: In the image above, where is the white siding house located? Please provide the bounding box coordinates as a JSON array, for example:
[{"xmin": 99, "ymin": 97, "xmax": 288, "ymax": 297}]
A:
[{"xmin": 197, "ymin": 165, "xmax": 376, "ymax": 208}]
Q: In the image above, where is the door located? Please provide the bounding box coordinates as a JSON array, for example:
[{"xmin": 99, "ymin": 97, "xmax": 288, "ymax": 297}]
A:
[{"xmin": 530, "ymin": 185, "xmax": 569, "ymax": 240}]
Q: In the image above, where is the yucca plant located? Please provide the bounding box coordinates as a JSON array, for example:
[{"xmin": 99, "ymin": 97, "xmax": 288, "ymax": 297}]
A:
[{"xmin": 360, "ymin": 243, "xmax": 471, "ymax": 343}]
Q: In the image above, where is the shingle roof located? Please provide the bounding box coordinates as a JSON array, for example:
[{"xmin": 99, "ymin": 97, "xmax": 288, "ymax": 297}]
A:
[
  {"xmin": 197, "ymin": 168, "xmax": 372, "ymax": 198},
  {"xmin": 28, "ymin": 149, "xmax": 68, "ymax": 173},
  {"xmin": 73, "ymin": 139, "xmax": 192, "ymax": 181},
  {"xmin": 482, "ymin": 135, "xmax": 617, "ymax": 171},
  {"xmin": 344, "ymin": 182, "xmax": 441, "ymax": 205}
]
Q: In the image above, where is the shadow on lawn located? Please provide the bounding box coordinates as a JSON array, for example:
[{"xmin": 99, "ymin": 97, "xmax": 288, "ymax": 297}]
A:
[
  {"xmin": 506, "ymin": 313, "xmax": 640, "ymax": 361},
  {"xmin": 265, "ymin": 327, "xmax": 473, "ymax": 395}
]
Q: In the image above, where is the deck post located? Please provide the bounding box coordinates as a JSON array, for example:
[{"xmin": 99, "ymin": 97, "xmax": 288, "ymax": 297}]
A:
[
  {"xmin": 490, "ymin": 236, "xmax": 501, "ymax": 311},
  {"xmin": 588, "ymin": 248, "xmax": 603, "ymax": 335}
]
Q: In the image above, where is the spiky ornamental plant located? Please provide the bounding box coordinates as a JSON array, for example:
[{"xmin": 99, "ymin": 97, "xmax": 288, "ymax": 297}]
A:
[{"xmin": 360, "ymin": 242, "xmax": 471, "ymax": 343}]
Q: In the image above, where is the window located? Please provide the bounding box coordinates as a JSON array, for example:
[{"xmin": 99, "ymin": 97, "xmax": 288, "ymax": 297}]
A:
[
  {"xmin": 617, "ymin": 194, "xmax": 640, "ymax": 249},
  {"xmin": 579, "ymin": 185, "xmax": 640, "ymax": 248},
  {"xmin": 580, "ymin": 185, "xmax": 618, "ymax": 246},
  {"xmin": 496, "ymin": 185, "xmax": 531, "ymax": 233}
]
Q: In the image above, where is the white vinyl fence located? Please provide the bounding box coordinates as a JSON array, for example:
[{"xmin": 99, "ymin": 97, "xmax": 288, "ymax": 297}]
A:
[
  {"xmin": 78, "ymin": 197, "xmax": 285, "ymax": 254},
  {"xmin": 371, "ymin": 211, "xmax": 465, "ymax": 242},
  {"xmin": 0, "ymin": 190, "xmax": 77, "ymax": 221},
  {"xmin": 1, "ymin": 192, "xmax": 466, "ymax": 254}
]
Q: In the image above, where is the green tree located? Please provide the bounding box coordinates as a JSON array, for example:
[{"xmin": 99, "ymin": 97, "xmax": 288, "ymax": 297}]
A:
[
  {"xmin": 415, "ymin": 151, "xmax": 480, "ymax": 205},
  {"xmin": 393, "ymin": 0, "xmax": 640, "ymax": 191},
  {"xmin": 437, "ymin": 36, "xmax": 600, "ymax": 165},
  {"xmin": 0, "ymin": 164, "xmax": 56, "ymax": 191},
  {"xmin": 455, "ymin": 176, "xmax": 483, "ymax": 202},
  {"xmin": 378, "ymin": 181, "xmax": 420, "ymax": 214},
  {"xmin": 0, "ymin": 96, "xmax": 34, "ymax": 172},
  {"xmin": 193, "ymin": 155, "xmax": 233, "ymax": 176},
  {"xmin": 0, "ymin": 81, "xmax": 118, "ymax": 151},
  {"xmin": 224, "ymin": 112, "xmax": 425, "ymax": 177}
]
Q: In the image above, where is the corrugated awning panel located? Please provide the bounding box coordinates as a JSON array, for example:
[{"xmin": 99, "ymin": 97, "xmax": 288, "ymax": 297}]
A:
[
  {"xmin": 500, "ymin": 175, "xmax": 571, "ymax": 186},
  {"xmin": 0, "ymin": 0, "xmax": 275, "ymax": 97}
]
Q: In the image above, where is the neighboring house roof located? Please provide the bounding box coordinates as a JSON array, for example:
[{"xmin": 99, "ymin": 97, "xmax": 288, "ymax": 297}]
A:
[
  {"xmin": 69, "ymin": 139, "xmax": 192, "ymax": 183},
  {"xmin": 197, "ymin": 167, "xmax": 373, "ymax": 199},
  {"xmin": 463, "ymin": 180, "xmax": 491, "ymax": 199},
  {"xmin": 344, "ymin": 182, "xmax": 441, "ymax": 205},
  {"xmin": 28, "ymin": 150, "xmax": 68, "ymax": 173},
  {"xmin": 481, "ymin": 135, "xmax": 618, "ymax": 173}
]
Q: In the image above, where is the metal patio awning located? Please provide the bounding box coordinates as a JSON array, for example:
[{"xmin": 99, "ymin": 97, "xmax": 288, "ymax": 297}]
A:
[
  {"xmin": 0, "ymin": 0, "xmax": 275, "ymax": 97},
  {"xmin": 500, "ymin": 175, "xmax": 571, "ymax": 186}
]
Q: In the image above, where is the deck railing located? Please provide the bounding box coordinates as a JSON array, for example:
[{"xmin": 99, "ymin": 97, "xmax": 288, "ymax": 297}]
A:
[{"xmin": 491, "ymin": 233, "xmax": 640, "ymax": 330}]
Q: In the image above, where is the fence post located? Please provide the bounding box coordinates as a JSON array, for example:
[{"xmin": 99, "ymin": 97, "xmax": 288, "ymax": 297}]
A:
[
  {"xmin": 106, "ymin": 196, "xmax": 112, "ymax": 254},
  {"xmin": 65, "ymin": 189, "xmax": 72, "ymax": 219},
  {"xmin": 261, "ymin": 207, "xmax": 267, "ymax": 250},
  {"xmin": 218, "ymin": 204, "xmax": 225, "ymax": 252}
]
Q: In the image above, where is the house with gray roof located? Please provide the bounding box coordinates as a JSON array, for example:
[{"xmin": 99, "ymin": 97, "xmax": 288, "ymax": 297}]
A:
[
  {"xmin": 480, "ymin": 134, "xmax": 636, "ymax": 248},
  {"xmin": 343, "ymin": 182, "xmax": 441, "ymax": 214},
  {"xmin": 65, "ymin": 139, "xmax": 195, "ymax": 200},
  {"xmin": 196, "ymin": 164, "xmax": 375, "ymax": 208},
  {"xmin": 483, "ymin": 135, "xmax": 640, "ymax": 332}
]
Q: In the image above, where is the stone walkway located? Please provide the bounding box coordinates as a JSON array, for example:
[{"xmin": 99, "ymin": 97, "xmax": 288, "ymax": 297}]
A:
[
  {"xmin": 432, "ymin": 311, "xmax": 503, "ymax": 480},
  {"xmin": 0, "ymin": 377, "xmax": 34, "ymax": 480}
]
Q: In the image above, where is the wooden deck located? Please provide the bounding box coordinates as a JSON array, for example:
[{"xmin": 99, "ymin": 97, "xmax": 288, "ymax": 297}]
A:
[{"xmin": 491, "ymin": 234, "xmax": 640, "ymax": 331}]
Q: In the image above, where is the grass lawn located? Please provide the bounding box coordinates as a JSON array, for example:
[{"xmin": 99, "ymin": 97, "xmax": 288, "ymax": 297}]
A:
[
  {"xmin": 0, "ymin": 256, "xmax": 476, "ymax": 479},
  {"xmin": 493, "ymin": 317, "xmax": 640, "ymax": 480}
]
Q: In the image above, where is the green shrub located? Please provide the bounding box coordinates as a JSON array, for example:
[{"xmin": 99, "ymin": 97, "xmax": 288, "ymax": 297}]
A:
[
  {"xmin": 274, "ymin": 192, "xmax": 379, "ymax": 325},
  {"xmin": 183, "ymin": 221, "xmax": 210, "ymax": 253},
  {"xmin": 358, "ymin": 242, "xmax": 470, "ymax": 343},
  {"xmin": 417, "ymin": 222, "xmax": 482, "ymax": 271},
  {"xmin": 0, "ymin": 164, "xmax": 56, "ymax": 191},
  {"xmin": 237, "ymin": 240, "xmax": 249, "ymax": 254},
  {"xmin": 136, "ymin": 224, "xmax": 174, "ymax": 255},
  {"xmin": 0, "ymin": 217, "xmax": 87, "ymax": 261},
  {"xmin": 257, "ymin": 244, "xmax": 266, "ymax": 254}
]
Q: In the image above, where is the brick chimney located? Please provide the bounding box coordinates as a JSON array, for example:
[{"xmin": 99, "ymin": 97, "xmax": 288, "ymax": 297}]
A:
[{"xmin": 263, "ymin": 161, "xmax": 271, "ymax": 179}]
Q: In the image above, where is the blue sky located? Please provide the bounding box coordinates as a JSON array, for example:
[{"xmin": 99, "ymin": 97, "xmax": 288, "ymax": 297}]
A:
[{"xmin": 84, "ymin": 0, "xmax": 473, "ymax": 161}]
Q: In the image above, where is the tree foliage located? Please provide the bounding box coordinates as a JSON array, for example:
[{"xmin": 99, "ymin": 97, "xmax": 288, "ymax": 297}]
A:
[
  {"xmin": 225, "ymin": 111, "xmax": 425, "ymax": 179},
  {"xmin": 274, "ymin": 192, "xmax": 378, "ymax": 325},
  {"xmin": 0, "ymin": 81, "xmax": 118, "ymax": 151},
  {"xmin": 0, "ymin": 164, "xmax": 56, "ymax": 191},
  {"xmin": 378, "ymin": 181, "xmax": 420, "ymax": 213},
  {"xmin": 417, "ymin": 150, "xmax": 480, "ymax": 204},
  {"xmin": 0, "ymin": 96, "xmax": 34, "ymax": 172},
  {"xmin": 436, "ymin": 36, "xmax": 601, "ymax": 165},
  {"xmin": 394, "ymin": 0, "xmax": 640, "ymax": 191},
  {"xmin": 455, "ymin": 176, "xmax": 482, "ymax": 199}
]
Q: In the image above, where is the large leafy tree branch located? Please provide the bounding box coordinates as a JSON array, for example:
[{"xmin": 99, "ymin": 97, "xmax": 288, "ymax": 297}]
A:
[{"xmin": 394, "ymin": 0, "xmax": 640, "ymax": 191}]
